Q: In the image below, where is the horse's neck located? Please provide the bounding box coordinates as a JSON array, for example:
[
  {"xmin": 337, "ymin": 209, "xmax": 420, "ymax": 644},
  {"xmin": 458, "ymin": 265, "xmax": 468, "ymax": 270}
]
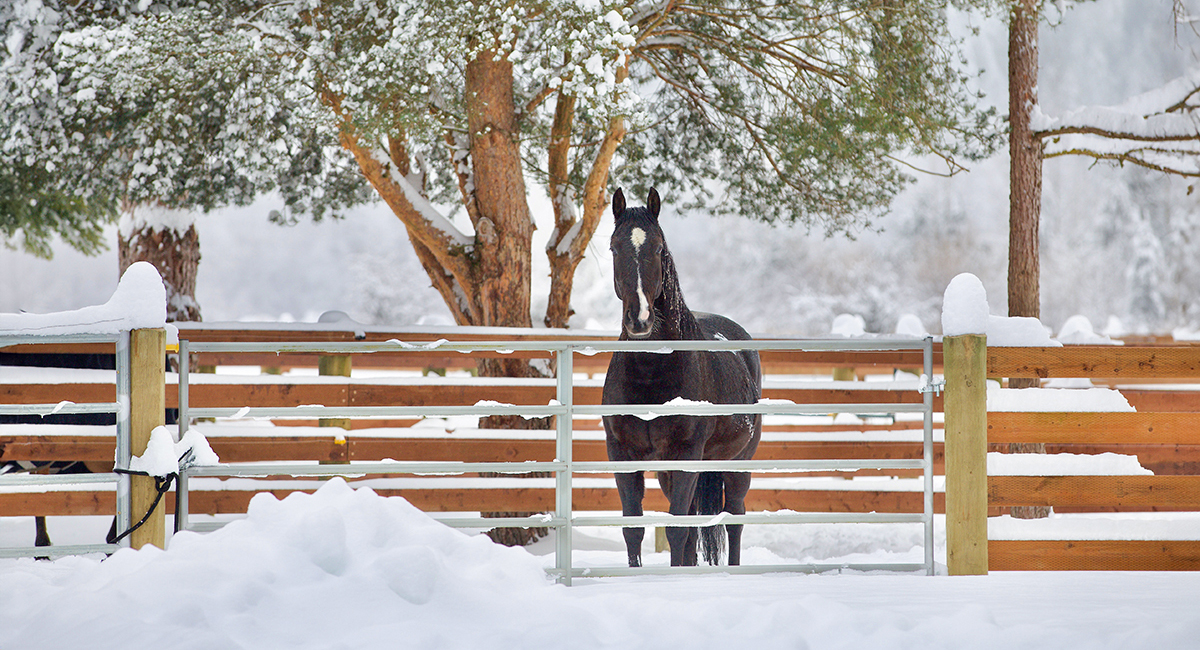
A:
[{"xmin": 655, "ymin": 248, "xmax": 702, "ymax": 341}]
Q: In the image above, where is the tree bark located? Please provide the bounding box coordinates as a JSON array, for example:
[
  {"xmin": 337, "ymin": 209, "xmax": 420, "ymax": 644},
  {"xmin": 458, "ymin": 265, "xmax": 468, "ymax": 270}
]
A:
[
  {"xmin": 464, "ymin": 51, "xmax": 535, "ymax": 332},
  {"xmin": 464, "ymin": 50, "xmax": 554, "ymax": 546},
  {"xmin": 118, "ymin": 203, "xmax": 202, "ymax": 323},
  {"xmin": 1007, "ymin": 0, "xmax": 1050, "ymax": 518},
  {"xmin": 325, "ymin": 49, "xmax": 566, "ymax": 545},
  {"xmin": 1008, "ymin": 0, "xmax": 1041, "ymax": 325}
]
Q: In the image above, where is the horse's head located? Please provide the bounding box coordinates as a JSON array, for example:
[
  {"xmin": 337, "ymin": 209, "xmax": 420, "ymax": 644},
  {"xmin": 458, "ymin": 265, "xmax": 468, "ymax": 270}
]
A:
[{"xmin": 610, "ymin": 187, "xmax": 665, "ymax": 339}]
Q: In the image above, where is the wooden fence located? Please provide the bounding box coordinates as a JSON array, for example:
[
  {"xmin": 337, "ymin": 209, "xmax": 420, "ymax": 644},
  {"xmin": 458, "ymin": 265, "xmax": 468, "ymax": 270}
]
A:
[
  {"xmin": 943, "ymin": 335, "xmax": 1200, "ymax": 573},
  {"xmin": 5, "ymin": 323, "xmax": 1200, "ymax": 571}
]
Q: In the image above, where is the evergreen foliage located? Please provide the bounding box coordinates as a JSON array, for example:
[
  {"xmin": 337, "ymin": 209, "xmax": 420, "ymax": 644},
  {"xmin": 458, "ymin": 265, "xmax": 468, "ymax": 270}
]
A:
[
  {"xmin": 3, "ymin": 0, "xmax": 999, "ymax": 237},
  {"xmin": 0, "ymin": 164, "xmax": 115, "ymax": 259}
]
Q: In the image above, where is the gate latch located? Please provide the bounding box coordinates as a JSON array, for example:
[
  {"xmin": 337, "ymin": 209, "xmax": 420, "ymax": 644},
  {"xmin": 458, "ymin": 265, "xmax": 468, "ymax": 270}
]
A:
[{"xmin": 918, "ymin": 374, "xmax": 945, "ymax": 396}]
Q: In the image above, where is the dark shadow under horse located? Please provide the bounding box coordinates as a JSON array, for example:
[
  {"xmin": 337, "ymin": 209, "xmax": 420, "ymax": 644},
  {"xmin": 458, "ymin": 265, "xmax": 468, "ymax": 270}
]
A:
[{"xmin": 602, "ymin": 187, "xmax": 762, "ymax": 567}]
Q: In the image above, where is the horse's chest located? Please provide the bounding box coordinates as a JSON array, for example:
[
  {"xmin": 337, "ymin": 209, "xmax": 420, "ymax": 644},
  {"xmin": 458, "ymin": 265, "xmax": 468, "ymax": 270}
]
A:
[
  {"xmin": 603, "ymin": 414, "xmax": 713, "ymax": 460},
  {"xmin": 603, "ymin": 352, "xmax": 701, "ymax": 400}
]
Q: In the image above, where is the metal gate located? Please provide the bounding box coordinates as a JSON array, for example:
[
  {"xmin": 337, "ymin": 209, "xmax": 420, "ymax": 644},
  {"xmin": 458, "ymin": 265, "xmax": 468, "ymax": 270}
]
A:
[
  {"xmin": 175, "ymin": 336, "xmax": 938, "ymax": 584},
  {"xmin": 0, "ymin": 332, "xmax": 134, "ymax": 558}
]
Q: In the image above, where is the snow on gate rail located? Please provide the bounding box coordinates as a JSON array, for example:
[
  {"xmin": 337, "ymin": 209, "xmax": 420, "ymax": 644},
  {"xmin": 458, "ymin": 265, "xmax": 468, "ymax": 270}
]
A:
[{"xmin": 175, "ymin": 336, "xmax": 939, "ymax": 584}]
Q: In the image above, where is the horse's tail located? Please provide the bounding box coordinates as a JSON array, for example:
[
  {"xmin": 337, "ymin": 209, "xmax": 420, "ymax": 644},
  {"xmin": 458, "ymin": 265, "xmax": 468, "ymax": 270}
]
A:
[{"xmin": 697, "ymin": 471, "xmax": 726, "ymax": 565}]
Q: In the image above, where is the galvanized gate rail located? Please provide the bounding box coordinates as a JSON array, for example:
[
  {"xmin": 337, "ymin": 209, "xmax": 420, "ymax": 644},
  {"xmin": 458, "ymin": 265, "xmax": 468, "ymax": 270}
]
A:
[
  {"xmin": 176, "ymin": 336, "xmax": 937, "ymax": 583},
  {"xmin": 0, "ymin": 332, "xmax": 133, "ymax": 558}
]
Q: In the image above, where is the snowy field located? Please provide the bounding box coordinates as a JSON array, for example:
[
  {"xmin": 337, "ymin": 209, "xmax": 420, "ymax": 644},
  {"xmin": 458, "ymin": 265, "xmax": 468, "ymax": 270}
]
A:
[{"xmin": 2, "ymin": 480, "xmax": 1200, "ymax": 650}]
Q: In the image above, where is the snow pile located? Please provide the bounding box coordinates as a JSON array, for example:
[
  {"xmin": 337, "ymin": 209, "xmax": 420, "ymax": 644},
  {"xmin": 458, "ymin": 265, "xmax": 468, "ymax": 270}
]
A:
[
  {"xmin": 1055, "ymin": 315, "xmax": 1122, "ymax": 345},
  {"xmin": 127, "ymin": 427, "xmax": 220, "ymax": 477},
  {"xmin": 119, "ymin": 204, "xmax": 197, "ymax": 239},
  {"xmin": 987, "ymin": 383, "xmax": 1135, "ymax": 412},
  {"xmin": 894, "ymin": 313, "xmax": 929, "ymax": 337},
  {"xmin": 991, "ymin": 513, "xmax": 1200, "ymax": 541},
  {"xmin": 941, "ymin": 273, "xmax": 988, "ymax": 336},
  {"xmin": 988, "ymin": 451, "xmax": 1151, "ymax": 476},
  {"xmin": 941, "ymin": 273, "xmax": 1061, "ymax": 346},
  {"xmin": 0, "ymin": 262, "xmax": 166, "ymax": 336},
  {"xmin": 830, "ymin": 313, "xmax": 867, "ymax": 337},
  {"xmin": 986, "ymin": 314, "xmax": 1059, "ymax": 347},
  {"xmin": 4, "ymin": 481, "xmax": 1200, "ymax": 648},
  {"xmin": 1174, "ymin": 326, "xmax": 1200, "ymax": 342},
  {"xmin": 0, "ymin": 480, "xmax": 553, "ymax": 648}
]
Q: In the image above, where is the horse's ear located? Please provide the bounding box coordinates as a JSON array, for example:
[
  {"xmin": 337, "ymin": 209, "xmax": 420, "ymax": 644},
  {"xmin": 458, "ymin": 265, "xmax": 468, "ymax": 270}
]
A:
[
  {"xmin": 647, "ymin": 188, "xmax": 660, "ymax": 220},
  {"xmin": 612, "ymin": 188, "xmax": 626, "ymax": 220}
]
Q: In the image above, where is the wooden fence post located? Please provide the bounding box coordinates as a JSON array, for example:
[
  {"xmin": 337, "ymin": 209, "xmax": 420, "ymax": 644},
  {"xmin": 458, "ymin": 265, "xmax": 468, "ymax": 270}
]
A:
[
  {"xmin": 944, "ymin": 333, "xmax": 988, "ymax": 575},
  {"xmin": 130, "ymin": 327, "xmax": 166, "ymax": 550},
  {"xmin": 319, "ymin": 355, "xmax": 352, "ymax": 462}
]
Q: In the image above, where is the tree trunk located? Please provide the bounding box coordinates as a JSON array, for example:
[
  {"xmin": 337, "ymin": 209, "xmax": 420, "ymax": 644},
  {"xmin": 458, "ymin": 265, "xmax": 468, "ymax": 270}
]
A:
[
  {"xmin": 1008, "ymin": 0, "xmax": 1041, "ymax": 325},
  {"xmin": 326, "ymin": 50, "xmax": 568, "ymax": 545},
  {"xmin": 118, "ymin": 203, "xmax": 202, "ymax": 323},
  {"xmin": 1007, "ymin": 0, "xmax": 1050, "ymax": 519},
  {"xmin": 464, "ymin": 50, "xmax": 554, "ymax": 546},
  {"xmin": 464, "ymin": 51, "xmax": 535, "ymax": 332}
]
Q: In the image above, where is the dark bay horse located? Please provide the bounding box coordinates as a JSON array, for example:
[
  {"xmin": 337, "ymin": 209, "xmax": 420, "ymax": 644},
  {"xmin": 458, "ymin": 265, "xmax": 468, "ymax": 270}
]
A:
[{"xmin": 602, "ymin": 187, "xmax": 762, "ymax": 567}]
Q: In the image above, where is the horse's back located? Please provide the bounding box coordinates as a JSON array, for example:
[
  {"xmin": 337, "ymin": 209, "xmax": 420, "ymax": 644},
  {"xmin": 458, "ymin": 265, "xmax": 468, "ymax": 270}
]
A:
[
  {"xmin": 694, "ymin": 312, "xmax": 761, "ymax": 395},
  {"xmin": 694, "ymin": 312, "xmax": 751, "ymax": 341}
]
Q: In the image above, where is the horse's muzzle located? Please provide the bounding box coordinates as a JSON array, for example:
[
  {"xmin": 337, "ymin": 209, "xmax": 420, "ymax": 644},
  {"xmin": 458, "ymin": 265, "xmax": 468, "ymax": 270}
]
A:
[{"xmin": 623, "ymin": 310, "xmax": 654, "ymax": 338}]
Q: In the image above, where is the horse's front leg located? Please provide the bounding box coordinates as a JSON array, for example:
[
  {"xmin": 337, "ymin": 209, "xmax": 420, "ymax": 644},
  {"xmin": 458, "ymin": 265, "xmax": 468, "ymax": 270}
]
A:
[
  {"xmin": 614, "ymin": 471, "xmax": 646, "ymax": 567},
  {"xmin": 662, "ymin": 470, "xmax": 700, "ymax": 566}
]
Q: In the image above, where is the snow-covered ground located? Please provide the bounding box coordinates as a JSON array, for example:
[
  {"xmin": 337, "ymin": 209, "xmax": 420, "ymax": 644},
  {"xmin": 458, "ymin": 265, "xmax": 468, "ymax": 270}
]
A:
[
  {"xmin": 6, "ymin": 261, "xmax": 1200, "ymax": 648},
  {"xmin": 2, "ymin": 480, "xmax": 1200, "ymax": 650}
]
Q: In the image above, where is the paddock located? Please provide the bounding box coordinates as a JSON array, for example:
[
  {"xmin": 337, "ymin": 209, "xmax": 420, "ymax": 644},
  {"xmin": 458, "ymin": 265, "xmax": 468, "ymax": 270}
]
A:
[{"xmin": 3, "ymin": 323, "xmax": 1200, "ymax": 576}]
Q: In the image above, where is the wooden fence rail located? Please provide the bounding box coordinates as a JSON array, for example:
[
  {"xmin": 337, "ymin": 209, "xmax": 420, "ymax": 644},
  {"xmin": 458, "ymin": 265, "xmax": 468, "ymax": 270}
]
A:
[{"xmin": 942, "ymin": 341, "xmax": 1200, "ymax": 574}]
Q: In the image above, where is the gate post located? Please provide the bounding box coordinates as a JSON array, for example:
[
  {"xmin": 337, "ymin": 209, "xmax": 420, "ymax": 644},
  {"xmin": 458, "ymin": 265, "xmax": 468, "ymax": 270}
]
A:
[
  {"xmin": 944, "ymin": 333, "xmax": 988, "ymax": 575},
  {"xmin": 129, "ymin": 327, "xmax": 167, "ymax": 550}
]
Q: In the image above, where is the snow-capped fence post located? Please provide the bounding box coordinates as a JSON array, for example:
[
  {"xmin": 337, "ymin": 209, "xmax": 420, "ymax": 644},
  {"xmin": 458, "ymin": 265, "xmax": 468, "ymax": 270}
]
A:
[
  {"xmin": 943, "ymin": 333, "xmax": 988, "ymax": 575},
  {"xmin": 129, "ymin": 327, "xmax": 167, "ymax": 549}
]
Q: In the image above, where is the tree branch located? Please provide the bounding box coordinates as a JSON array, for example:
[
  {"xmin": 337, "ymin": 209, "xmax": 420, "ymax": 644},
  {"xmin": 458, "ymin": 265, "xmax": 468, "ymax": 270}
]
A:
[{"xmin": 1043, "ymin": 146, "xmax": 1200, "ymax": 178}]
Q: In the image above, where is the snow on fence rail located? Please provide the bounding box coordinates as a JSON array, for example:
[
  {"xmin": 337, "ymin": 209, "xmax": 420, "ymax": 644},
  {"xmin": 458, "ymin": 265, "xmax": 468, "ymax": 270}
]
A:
[{"xmin": 173, "ymin": 336, "xmax": 939, "ymax": 584}]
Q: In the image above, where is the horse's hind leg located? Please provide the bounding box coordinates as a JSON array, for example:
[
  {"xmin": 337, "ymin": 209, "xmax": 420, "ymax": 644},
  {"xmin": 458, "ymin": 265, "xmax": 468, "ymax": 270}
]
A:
[
  {"xmin": 33, "ymin": 516, "xmax": 52, "ymax": 561},
  {"xmin": 615, "ymin": 471, "xmax": 646, "ymax": 567},
  {"xmin": 723, "ymin": 472, "xmax": 752, "ymax": 566},
  {"xmin": 34, "ymin": 516, "xmax": 50, "ymax": 547},
  {"xmin": 661, "ymin": 470, "xmax": 700, "ymax": 566}
]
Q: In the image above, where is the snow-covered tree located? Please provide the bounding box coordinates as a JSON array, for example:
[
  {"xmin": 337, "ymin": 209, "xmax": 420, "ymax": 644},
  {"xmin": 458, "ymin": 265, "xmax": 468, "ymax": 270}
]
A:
[
  {"xmin": 4, "ymin": 0, "xmax": 1000, "ymax": 545},
  {"xmin": 995, "ymin": 0, "xmax": 1200, "ymax": 518},
  {"xmin": 3, "ymin": 0, "xmax": 999, "ymax": 335},
  {"xmin": 1126, "ymin": 209, "xmax": 1168, "ymax": 329},
  {"xmin": 1002, "ymin": 0, "xmax": 1200, "ymax": 329},
  {"xmin": 1, "ymin": 2, "xmax": 371, "ymax": 320}
]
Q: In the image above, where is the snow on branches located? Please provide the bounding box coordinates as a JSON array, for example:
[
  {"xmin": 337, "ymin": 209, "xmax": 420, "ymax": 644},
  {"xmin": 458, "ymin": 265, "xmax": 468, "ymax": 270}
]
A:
[{"xmin": 1033, "ymin": 67, "xmax": 1200, "ymax": 177}]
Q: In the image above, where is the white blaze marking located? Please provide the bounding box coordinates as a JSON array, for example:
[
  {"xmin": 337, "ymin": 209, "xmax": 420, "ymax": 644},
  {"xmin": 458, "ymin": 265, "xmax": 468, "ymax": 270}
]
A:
[
  {"xmin": 636, "ymin": 278, "xmax": 650, "ymax": 323},
  {"xmin": 630, "ymin": 227, "xmax": 646, "ymax": 250},
  {"xmin": 630, "ymin": 228, "xmax": 650, "ymax": 323}
]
